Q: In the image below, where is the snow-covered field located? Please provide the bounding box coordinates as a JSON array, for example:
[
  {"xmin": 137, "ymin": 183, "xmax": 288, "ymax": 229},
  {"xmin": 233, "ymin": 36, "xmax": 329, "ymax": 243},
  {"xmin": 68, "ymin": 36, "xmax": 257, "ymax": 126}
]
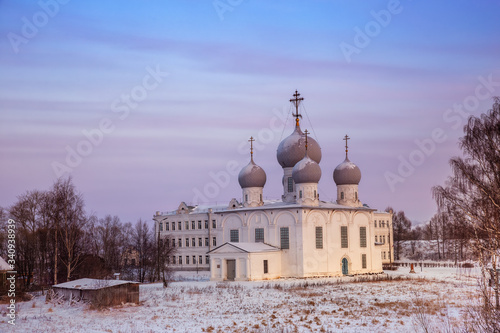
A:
[{"xmin": 2, "ymin": 267, "xmax": 480, "ymax": 333}]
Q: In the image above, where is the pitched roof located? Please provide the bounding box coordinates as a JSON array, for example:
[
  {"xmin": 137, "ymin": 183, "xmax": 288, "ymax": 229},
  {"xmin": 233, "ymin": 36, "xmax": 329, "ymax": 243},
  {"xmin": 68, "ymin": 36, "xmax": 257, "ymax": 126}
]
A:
[
  {"xmin": 53, "ymin": 278, "xmax": 138, "ymax": 290},
  {"xmin": 208, "ymin": 242, "xmax": 280, "ymax": 254}
]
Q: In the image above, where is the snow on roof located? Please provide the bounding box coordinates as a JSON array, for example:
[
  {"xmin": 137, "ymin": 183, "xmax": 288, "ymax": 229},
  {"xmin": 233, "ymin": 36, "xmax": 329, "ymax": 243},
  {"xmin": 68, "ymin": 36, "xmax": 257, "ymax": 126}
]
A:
[
  {"xmin": 209, "ymin": 242, "xmax": 280, "ymax": 254},
  {"xmin": 53, "ymin": 278, "xmax": 138, "ymax": 290},
  {"xmin": 0, "ymin": 256, "xmax": 11, "ymax": 271}
]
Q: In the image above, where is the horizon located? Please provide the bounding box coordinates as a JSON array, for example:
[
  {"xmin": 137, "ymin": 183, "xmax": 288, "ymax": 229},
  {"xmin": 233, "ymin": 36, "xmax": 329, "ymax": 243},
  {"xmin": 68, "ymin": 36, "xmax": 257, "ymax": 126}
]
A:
[{"xmin": 1, "ymin": 1, "xmax": 500, "ymax": 226}]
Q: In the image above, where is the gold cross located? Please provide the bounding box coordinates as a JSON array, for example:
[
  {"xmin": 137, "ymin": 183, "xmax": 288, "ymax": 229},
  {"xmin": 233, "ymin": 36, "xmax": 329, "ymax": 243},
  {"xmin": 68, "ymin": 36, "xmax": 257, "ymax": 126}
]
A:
[
  {"xmin": 344, "ymin": 134, "xmax": 350, "ymax": 158},
  {"xmin": 249, "ymin": 136, "xmax": 255, "ymax": 157},
  {"xmin": 290, "ymin": 90, "xmax": 304, "ymax": 126}
]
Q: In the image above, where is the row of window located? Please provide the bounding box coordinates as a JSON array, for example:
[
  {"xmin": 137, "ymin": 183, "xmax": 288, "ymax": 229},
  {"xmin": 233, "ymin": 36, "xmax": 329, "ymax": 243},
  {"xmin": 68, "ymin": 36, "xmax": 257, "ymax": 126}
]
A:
[
  {"xmin": 165, "ymin": 237, "xmax": 217, "ymax": 248},
  {"xmin": 229, "ymin": 226, "xmax": 368, "ymax": 250},
  {"xmin": 168, "ymin": 255, "xmax": 210, "ymax": 265},
  {"xmin": 375, "ymin": 235, "xmax": 389, "ymax": 244},
  {"xmin": 374, "ymin": 220, "xmax": 389, "ymax": 228},
  {"xmin": 159, "ymin": 220, "xmax": 217, "ymax": 232}
]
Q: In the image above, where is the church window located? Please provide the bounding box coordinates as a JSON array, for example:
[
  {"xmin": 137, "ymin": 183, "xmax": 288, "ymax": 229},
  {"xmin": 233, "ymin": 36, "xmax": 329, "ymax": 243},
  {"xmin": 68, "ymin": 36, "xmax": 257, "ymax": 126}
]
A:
[
  {"xmin": 185, "ymin": 238, "xmax": 189, "ymax": 247},
  {"xmin": 360, "ymin": 227, "xmax": 367, "ymax": 248},
  {"xmin": 255, "ymin": 228, "xmax": 264, "ymax": 243},
  {"xmin": 245, "ymin": 194, "xmax": 248, "ymax": 202},
  {"xmin": 288, "ymin": 177, "xmax": 293, "ymax": 192},
  {"xmin": 186, "ymin": 256, "xmax": 190, "ymax": 265},
  {"xmin": 299, "ymin": 190, "xmax": 302, "ymax": 199},
  {"xmin": 263, "ymin": 260, "xmax": 268, "ymax": 274},
  {"xmin": 205, "ymin": 237, "xmax": 209, "ymax": 246},
  {"xmin": 212, "ymin": 220, "xmax": 216, "ymax": 229},
  {"xmin": 179, "ymin": 256, "xmax": 182, "ymax": 265},
  {"xmin": 159, "ymin": 222, "xmax": 163, "ymax": 231},
  {"xmin": 192, "ymin": 238, "xmax": 196, "ymax": 247},
  {"xmin": 205, "ymin": 220, "xmax": 209, "ymax": 229},
  {"xmin": 205, "ymin": 255, "xmax": 210, "ymax": 265},
  {"xmin": 198, "ymin": 238, "xmax": 202, "ymax": 246},
  {"xmin": 198, "ymin": 221, "xmax": 202, "ymax": 229},
  {"xmin": 341, "ymin": 192, "xmax": 344, "ymax": 200},
  {"xmin": 212, "ymin": 237, "xmax": 217, "ymax": 247},
  {"xmin": 314, "ymin": 190, "xmax": 317, "ymax": 199},
  {"xmin": 355, "ymin": 192, "xmax": 358, "ymax": 200},
  {"xmin": 192, "ymin": 221, "xmax": 195, "ymax": 230},
  {"xmin": 341, "ymin": 226, "xmax": 348, "ymax": 248},
  {"xmin": 166, "ymin": 223, "xmax": 169, "ymax": 231},
  {"xmin": 315, "ymin": 227, "xmax": 323, "ymax": 249},
  {"xmin": 178, "ymin": 239, "xmax": 182, "ymax": 247},
  {"xmin": 280, "ymin": 227, "xmax": 289, "ymax": 249},
  {"xmin": 260, "ymin": 194, "xmax": 263, "ymax": 202},
  {"xmin": 230, "ymin": 230, "xmax": 239, "ymax": 242},
  {"xmin": 362, "ymin": 254, "xmax": 367, "ymax": 269}
]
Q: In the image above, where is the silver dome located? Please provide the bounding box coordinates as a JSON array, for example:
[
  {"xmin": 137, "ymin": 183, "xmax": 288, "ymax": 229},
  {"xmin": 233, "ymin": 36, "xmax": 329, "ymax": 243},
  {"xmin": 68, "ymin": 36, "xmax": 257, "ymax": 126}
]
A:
[
  {"xmin": 277, "ymin": 126, "xmax": 321, "ymax": 168},
  {"xmin": 238, "ymin": 158, "xmax": 267, "ymax": 188},
  {"xmin": 333, "ymin": 158, "xmax": 361, "ymax": 185},
  {"xmin": 292, "ymin": 155, "xmax": 322, "ymax": 184}
]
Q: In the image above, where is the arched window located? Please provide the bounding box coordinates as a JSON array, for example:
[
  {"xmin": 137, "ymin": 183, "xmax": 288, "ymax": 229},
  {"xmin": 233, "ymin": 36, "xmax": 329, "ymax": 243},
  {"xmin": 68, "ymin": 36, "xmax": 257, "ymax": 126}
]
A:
[
  {"xmin": 314, "ymin": 190, "xmax": 317, "ymax": 199},
  {"xmin": 341, "ymin": 192, "xmax": 344, "ymax": 199},
  {"xmin": 299, "ymin": 190, "xmax": 303, "ymax": 199},
  {"xmin": 245, "ymin": 194, "xmax": 248, "ymax": 202},
  {"xmin": 355, "ymin": 192, "xmax": 358, "ymax": 200}
]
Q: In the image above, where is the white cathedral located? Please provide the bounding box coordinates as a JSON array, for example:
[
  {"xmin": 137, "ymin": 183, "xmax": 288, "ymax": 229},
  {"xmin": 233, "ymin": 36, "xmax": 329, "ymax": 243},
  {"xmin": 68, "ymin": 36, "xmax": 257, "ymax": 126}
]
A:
[{"xmin": 154, "ymin": 91, "xmax": 393, "ymax": 281}]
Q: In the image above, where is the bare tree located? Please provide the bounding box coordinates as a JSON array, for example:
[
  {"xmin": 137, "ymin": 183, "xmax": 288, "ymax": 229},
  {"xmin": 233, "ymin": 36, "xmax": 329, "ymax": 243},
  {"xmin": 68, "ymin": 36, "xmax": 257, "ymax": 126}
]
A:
[
  {"xmin": 133, "ymin": 219, "xmax": 153, "ymax": 283},
  {"xmin": 433, "ymin": 98, "xmax": 500, "ymax": 317},
  {"xmin": 386, "ymin": 207, "xmax": 411, "ymax": 261}
]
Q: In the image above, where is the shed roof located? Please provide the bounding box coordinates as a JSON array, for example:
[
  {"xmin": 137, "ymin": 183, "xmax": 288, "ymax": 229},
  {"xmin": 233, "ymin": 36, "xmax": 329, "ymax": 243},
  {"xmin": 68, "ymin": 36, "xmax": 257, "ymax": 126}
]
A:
[{"xmin": 53, "ymin": 278, "xmax": 138, "ymax": 290}]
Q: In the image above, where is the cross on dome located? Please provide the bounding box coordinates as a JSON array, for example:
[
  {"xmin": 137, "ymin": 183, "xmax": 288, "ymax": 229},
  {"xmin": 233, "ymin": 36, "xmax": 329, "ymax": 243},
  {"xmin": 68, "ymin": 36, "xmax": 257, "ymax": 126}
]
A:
[
  {"xmin": 248, "ymin": 136, "xmax": 255, "ymax": 159},
  {"xmin": 344, "ymin": 134, "xmax": 350, "ymax": 159},
  {"xmin": 290, "ymin": 90, "xmax": 304, "ymax": 127},
  {"xmin": 304, "ymin": 129, "xmax": 309, "ymax": 151}
]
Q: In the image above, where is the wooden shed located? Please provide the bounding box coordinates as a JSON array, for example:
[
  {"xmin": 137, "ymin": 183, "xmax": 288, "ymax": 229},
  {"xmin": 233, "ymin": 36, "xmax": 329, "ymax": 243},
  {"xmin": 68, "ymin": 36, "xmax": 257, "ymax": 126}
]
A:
[{"xmin": 53, "ymin": 278, "xmax": 139, "ymax": 306}]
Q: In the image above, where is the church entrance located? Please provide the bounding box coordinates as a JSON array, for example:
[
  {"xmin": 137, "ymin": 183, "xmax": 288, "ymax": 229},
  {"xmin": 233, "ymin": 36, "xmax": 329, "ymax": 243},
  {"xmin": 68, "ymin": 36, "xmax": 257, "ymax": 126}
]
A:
[
  {"xmin": 342, "ymin": 258, "xmax": 348, "ymax": 275},
  {"xmin": 226, "ymin": 260, "xmax": 236, "ymax": 281}
]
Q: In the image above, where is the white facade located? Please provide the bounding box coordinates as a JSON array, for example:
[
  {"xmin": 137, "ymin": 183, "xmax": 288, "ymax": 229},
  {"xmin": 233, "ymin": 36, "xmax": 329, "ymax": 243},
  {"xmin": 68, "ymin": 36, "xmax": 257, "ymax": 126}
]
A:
[{"xmin": 153, "ymin": 91, "xmax": 393, "ymax": 280}]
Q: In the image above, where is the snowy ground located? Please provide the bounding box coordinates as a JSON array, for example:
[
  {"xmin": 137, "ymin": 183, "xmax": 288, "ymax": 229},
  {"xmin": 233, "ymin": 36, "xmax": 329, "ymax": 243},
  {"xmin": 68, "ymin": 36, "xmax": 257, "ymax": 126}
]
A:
[{"xmin": 1, "ymin": 267, "xmax": 481, "ymax": 333}]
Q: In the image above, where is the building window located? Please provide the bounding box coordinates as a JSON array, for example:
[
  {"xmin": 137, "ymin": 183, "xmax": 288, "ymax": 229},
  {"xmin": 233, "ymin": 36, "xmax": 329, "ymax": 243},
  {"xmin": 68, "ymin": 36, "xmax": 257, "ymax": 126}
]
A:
[
  {"xmin": 192, "ymin": 238, "xmax": 196, "ymax": 247},
  {"xmin": 341, "ymin": 192, "xmax": 344, "ymax": 200},
  {"xmin": 230, "ymin": 229, "xmax": 239, "ymax": 243},
  {"xmin": 197, "ymin": 221, "xmax": 201, "ymax": 229},
  {"xmin": 212, "ymin": 220, "xmax": 216, "ymax": 229},
  {"xmin": 382, "ymin": 235, "xmax": 386, "ymax": 244},
  {"xmin": 159, "ymin": 222, "xmax": 163, "ymax": 231},
  {"xmin": 360, "ymin": 227, "xmax": 367, "ymax": 248},
  {"xmin": 362, "ymin": 254, "xmax": 367, "ymax": 269},
  {"xmin": 172, "ymin": 239, "xmax": 175, "ymax": 247},
  {"xmin": 341, "ymin": 226, "xmax": 348, "ymax": 248},
  {"xmin": 186, "ymin": 256, "xmax": 189, "ymax": 265},
  {"xmin": 205, "ymin": 255, "xmax": 210, "ymax": 265},
  {"xmin": 178, "ymin": 238, "xmax": 182, "ymax": 247},
  {"xmin": 205, "ymin": 237, "xmax": 209, "ymax": 246},
  {"xmin": 288, "ymin": 177, "xmax": 293, "ymax": 192},
  {"xmin": 314, "ymin": 190, "xmax": 317, "ymax": 199},
  {"xmin": 179, "ymin": 256, "xmax": 182, "ymax": 265},
  {"xmin": 299, "ymin": 190, "xmax": 302, "ymax": 199},
  {"xmin": 379, "ymin": 221, "xmax": 382, "ymax": 228},
  {"xmin": 172, "ymin": 222, "xmax": 176, "ymax": 231},
  {"xmin": 165, "ymin": 239, "xmax": 170, "ymax": 248},
  {"xmin": 184, "ymin": 221, "xmax": 188, "ymax": 230},
  {"xmin": 192, "ymin": 221, "xmax": 195, "ymax": 230},
  {"xmin": 198, "ymin": 255, "xmax": 202, "ymax": 265},
  {"xmin": 263, "ymin": 260, "xmax": 268, "ymax": 274},
  {"xmin": 383, "ymin": 252, "xmax": 386, "ymax": 259},
  {"xmin": 166, "ymin": 222, "xmax": 169, "ymax": 231},
  {"xmin": 255, "ymin": 228, "xmax": 264, "ymax": 243},
  {"xmin": 178, "ymin": 221, "xmax": 182, "ymax": 230},
  {"xmin": 185, "ymin": 238, "xmax": 189, "ymax": 247},
  {"xmin": 315, "ymin": 226, "xmax": 323, "ymax": 249},
  {"xmin": 260, "ymin": 194, "xmax": 263, "ymax": 202},
  {"xmin": 212, "ymin": 237, "xmax": 217, "ymax": 247},
  {"xmin": 381, "ymin": 221, "xmax": 385, "ymax": 228},
  {"xmin": 205, "ymin": 220, "xmax": 209, "ymax": 229},
  {"xmin": 172, "ymin": 256, "xmax": 176, "ymax": 265},
  {"xmin": 198, "ymin": 238, "xmax": 202, "ymax": 247},
  {"xmin": 375, "ymin": 235, "xmax": 378, "ymax": 243},
  {"xmin": 192, "ymin": 256, "xmax": 196, "ymax": 264},
  {"xmin": 374, "ymin": 220, "xmax": 377, "ymax": 228},
  {"xmin": 245, "ymin": 194, "xmax": 248, "ymax": 202},
  {"xmin": 280, "ymin": 227, "xmax": 289, "ymax": 249},
  {"xmin": 355, "ymin": 192, "xmax": 358, "ymax": 200}
]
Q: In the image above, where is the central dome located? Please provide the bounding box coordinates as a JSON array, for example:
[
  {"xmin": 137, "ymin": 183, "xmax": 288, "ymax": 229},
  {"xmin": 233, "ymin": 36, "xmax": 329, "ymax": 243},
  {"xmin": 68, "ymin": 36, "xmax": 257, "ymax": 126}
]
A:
[{"xmin": 277, "ymin": 126, "xmax": 321, "ymax": 168}]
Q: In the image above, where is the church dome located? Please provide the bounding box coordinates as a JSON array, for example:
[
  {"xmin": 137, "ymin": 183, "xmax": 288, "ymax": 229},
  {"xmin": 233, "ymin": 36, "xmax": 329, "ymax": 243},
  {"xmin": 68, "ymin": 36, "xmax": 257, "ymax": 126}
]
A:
[
  {"xmin": 277, "ymin": 126, "xmax": 321, "ymax": 168},
  {"xmin": 292, "ymin": 155, "xmax": 322, "ymax": 184},
  {"xmin": 238, "ymin": 158, "xmax": 267, "ymax": 188},
  {"xmin": 333, "ymin": 158, "xmax": 361, "ymax": 185}
]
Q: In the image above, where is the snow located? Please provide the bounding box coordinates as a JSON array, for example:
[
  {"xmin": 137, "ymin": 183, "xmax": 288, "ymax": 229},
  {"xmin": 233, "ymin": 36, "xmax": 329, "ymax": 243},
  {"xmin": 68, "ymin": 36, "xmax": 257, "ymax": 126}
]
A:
[
  {"xmin": 3, "ymin": 268, "xmax": 481, "ymax": 332},
  {"xmin": 0, "ymin": 257, "xmax": 11, "ymax": 271},
  {"xmin": 53, "ymin": 278, "xmax": 138, "ymax": 290}
]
